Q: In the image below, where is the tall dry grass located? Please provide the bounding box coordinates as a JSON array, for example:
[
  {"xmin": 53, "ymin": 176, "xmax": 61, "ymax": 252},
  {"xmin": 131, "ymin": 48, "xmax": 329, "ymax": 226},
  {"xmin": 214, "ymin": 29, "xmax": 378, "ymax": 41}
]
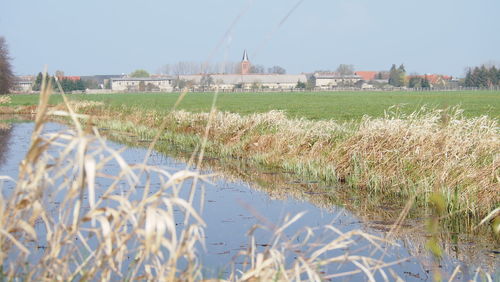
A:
[
  {"xmin": 0, "ymin": 79, "xmax": 428, "ymax": 281},
  {"xmin": 0, "ymin": 95, "xmax": 10, "ymax": 105},
  {"xmin": 79, "ymin": 104, "xmax": 499, "ymax": 218},
  {"xmin": 337, "ymin": 108, "xmax": 499, "ymax": 215}
]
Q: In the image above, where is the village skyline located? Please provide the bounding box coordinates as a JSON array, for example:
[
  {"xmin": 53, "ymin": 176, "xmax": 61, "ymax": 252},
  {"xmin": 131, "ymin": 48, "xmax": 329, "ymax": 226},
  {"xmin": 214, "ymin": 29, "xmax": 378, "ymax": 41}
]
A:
[{"xmin": 12, "ymin": 49, "xmax": 500, "ymax": 94}]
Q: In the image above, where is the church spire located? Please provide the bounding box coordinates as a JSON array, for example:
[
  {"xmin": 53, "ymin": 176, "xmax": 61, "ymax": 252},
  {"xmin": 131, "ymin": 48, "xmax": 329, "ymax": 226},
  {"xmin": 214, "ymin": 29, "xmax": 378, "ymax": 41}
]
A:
[
  {"xmin": 241, "ymin": 50, "xmax": 251, "ymax": 75},
  {"xmin": 242, "ymin": 50, "xmax": 249, "ymax": 62}
]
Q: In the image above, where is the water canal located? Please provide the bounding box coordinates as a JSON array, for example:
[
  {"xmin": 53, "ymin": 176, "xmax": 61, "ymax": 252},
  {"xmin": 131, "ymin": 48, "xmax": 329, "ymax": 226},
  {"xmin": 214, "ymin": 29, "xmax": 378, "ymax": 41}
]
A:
[{"xmin": 0, "ymin": 119, "xmax": 498, "ymax": 280}]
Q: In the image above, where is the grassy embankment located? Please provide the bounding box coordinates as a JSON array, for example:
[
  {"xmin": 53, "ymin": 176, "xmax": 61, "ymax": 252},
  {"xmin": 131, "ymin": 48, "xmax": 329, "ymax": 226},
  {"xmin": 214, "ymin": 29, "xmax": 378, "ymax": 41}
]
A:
[{"xmin": 3, "ymin": 91, "xmax": 500, "ymax": 221}]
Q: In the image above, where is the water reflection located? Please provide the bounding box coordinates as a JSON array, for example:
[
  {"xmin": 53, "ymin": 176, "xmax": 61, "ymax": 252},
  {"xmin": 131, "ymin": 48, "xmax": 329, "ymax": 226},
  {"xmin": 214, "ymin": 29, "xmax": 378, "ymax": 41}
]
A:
[
  {"xmin": 0, "ymin": 123, "xmax": 13, "ymax": 166},
  {"xmin": 108, "ymin": 131, "xmax": 500, "ymax": 275}
]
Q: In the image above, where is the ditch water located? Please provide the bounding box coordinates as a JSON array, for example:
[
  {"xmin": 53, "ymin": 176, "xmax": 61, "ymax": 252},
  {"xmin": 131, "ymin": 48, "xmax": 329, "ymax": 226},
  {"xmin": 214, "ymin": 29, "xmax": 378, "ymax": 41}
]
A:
[{"xmin": 0, "ymin": 120, "xmax": 498, "ymax": 281}]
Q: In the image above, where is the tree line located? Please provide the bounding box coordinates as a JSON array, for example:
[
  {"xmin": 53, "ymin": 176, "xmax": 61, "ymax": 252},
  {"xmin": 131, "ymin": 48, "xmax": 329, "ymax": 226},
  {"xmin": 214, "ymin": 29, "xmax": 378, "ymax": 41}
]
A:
[
  {"xmin": 32, "ymin": 72, "xmax": 86, "ymax": 92},
  {"xmin": 158, "ymin": 61, "xmax": 286, "ymax": 75},
  {"xmin": 464, "ymin": 65, "xmax": 500, "ymax": 88}
]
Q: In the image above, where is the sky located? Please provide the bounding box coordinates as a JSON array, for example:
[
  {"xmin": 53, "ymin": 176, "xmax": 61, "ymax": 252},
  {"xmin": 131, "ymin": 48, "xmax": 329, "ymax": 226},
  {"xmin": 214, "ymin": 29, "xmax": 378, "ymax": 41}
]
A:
[{"xmin": 1, "ymin": 0, "xmax": 499, "ymax": 77}]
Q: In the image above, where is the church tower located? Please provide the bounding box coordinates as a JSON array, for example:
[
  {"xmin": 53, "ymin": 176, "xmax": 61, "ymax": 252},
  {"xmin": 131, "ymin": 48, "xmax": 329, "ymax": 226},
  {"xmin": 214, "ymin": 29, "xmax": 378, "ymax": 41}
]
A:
[{"xmin": 241, "ymin": 50, "xmax": 250, "ymax": 75}]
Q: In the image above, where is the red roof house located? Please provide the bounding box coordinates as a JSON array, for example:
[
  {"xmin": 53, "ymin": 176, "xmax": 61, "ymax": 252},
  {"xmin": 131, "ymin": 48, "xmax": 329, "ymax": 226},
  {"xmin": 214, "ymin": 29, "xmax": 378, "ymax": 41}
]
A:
[{"xmin": 355, "ymin": 71, "xmax": 377, "ymax": 81}]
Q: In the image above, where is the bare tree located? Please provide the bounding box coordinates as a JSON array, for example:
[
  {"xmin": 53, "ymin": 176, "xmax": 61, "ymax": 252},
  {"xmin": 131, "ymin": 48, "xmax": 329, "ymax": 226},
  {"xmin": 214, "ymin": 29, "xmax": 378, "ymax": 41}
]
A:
[
  {"xmin": 0, "ymin": 37, "xmax": 14, "ymax": 94},
  {"xmin": 172, "ymin": 61, "xmax": 201, "ymax": 75},
  {"xmin": 336, "ymin": 64, "xmax": 354, "ymax": 76},
  {"xmin": 200, "ymin": 74, "xmax": 213, "ymax": 90},
  {"xmin": 268, "ymin": 65, "xmax": 286, "ymax": 74},
  {"xmin": 165, "ymin": 61, "xmax": 241, "ymax": 75},
  {"xmin": 158, "ymin": 64, "xmax": 171, "ymax": 75},
  {"xmin": 250, "ymin": 64, "xmax": 265, "ymax": 74}
]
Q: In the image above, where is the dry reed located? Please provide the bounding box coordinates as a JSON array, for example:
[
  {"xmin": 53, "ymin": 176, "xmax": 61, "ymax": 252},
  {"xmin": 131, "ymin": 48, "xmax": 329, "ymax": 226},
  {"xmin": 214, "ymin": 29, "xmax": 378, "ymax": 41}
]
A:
[
  {"xmin": 78, "ymin": 104, "xmax": 499, "ymax": 218},
  {"xmin": 0, "ymin": 95, "xmax": 10, "ymax": 105}
]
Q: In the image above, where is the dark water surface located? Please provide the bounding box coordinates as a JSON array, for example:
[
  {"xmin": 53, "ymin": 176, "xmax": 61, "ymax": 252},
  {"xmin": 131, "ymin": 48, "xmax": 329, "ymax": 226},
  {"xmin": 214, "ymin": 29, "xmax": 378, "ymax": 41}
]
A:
[{"xmin": 0, "ymin": 121, "xmax": 498, "ymax": 280}]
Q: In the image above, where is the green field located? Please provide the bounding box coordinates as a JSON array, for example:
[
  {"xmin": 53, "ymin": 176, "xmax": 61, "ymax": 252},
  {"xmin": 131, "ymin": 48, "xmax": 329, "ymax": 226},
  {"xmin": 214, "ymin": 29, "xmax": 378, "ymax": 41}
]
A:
[{"xmin": 8, "ymin": 90, "xmax": 500, "ymax": 121}]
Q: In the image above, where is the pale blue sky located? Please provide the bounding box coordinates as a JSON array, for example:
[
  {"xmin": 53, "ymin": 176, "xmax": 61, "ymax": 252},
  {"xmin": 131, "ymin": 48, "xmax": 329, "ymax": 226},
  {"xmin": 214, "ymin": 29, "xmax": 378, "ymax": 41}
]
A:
[{"xmin": 2, "ymin": 0, "xmax": 499, "ymax": 77}]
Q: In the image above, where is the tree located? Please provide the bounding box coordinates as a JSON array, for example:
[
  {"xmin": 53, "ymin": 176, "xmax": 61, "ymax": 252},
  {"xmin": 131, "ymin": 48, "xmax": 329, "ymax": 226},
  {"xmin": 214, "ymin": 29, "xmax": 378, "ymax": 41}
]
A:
[
  {"xmin": 130, "ymin": 69, "xmax": 150, "ymax": 78},
  {"xmin": 32, "ymin": 72, "xmax": 44, "ymax": 91},
  {"xmin": 159, "ymin": 64, "xmax": 171, "ymax": 75},
  {"xmin": 477, "ymin": 66, "xmax": 488, "ymax": 87},
  {"xmin": 32, "ymin": 72, "xmax": 53, "ymax": 91},
  {"xmin": 388, "ymin": 64, "xmax": 406, "ymax": 87},
  {"xmin": 397, "ymin": 64, "xmax": 407, "ymax": 86},
  {"xmin": 60, "ymin": 78, "xmax": 73, "ymax": 92},
  {"xmin": 104, "ymin": 79, "xmax": 111, "ymax": 89},
  {"xmin": 200, "ymin": 74, "xmax": 213, "ymax": 90},
  {"xmin": 173, "ymin": 78, "xmax": 194, "ymax": 89},
  {"xmin": 82, "ymin": 78, "xmax": 99, "ymax": 89},
  {"xmin": 75, "ymin": 79, "xmax": 86, "ymax": 91},
  {"xmin": 251, "ymin": 81, "xmax": 262, "ymax": 90},
  {"xmin": 421, "ymin": 75, "xmax": 430, "ymax": 88},
  {"xmin": 489, "ymin": 66, "xmax": 498, "ymax": 86},
  {"xmin": 388, "ymin": 64, "xmax": 398, "ymax": 86},
  {"xmin": 249, "ymin": 64, "xmax": 265, "ymax": 74},
  {"xmin": 296, "ymin": 80, "xmax": 306, "ymax": 89},
  {"xmin": 464, "ymin": 68, "xmax": 473, "ymax": 87},
  {"xmin": 463, "ymin": 65, "xmax": 500, "ymax": 88},
  {"xmin": 408, "ymin": 76, "xmax": 421, "ymax": 88},
  {"xmin": 306, "ymin": 74, "xmax": 316, "ymax": 90},
  {"xmin": 336, "ymin": 64, "xmax": 354, "ymax": 76},
  {"xmin": 0, "ymin": 37, "xmax": 14, "ymax": 94},
  {"xmin": 496, "ymin": 67, "xmax": 500, "ymax": 86},
  {"xmin": 268, "ymin": 66, "xmax": 286, "ymax": 74}
]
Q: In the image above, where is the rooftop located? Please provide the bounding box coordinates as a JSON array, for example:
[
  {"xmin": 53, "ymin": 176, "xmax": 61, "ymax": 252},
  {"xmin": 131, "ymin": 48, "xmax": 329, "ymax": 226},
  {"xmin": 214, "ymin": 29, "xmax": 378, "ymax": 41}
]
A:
[{"xmin": 111, "ymin": 77, "xmax": 174, "ymax": 81}]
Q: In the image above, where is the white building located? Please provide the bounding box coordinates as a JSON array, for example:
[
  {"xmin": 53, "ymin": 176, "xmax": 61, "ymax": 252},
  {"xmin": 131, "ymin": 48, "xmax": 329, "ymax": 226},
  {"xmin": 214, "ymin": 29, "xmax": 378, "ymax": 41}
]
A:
[
  {"xmin": 178, "ymin": 74, "xmax": 308, "ymax": 91},
  {"xmin": 314, "ymin": 72, "xmax": 362, "ymax": 88},
  {"xmin": 172, "ymin": 51, "xmax": 307, "ymax": 91},
  {"xmin": 11, "ymin": 76, "xmax": 34, "ymax": 93},
  {"xmin": 111, "ymin": 77, "xmax": 174, "ymax": 92}
]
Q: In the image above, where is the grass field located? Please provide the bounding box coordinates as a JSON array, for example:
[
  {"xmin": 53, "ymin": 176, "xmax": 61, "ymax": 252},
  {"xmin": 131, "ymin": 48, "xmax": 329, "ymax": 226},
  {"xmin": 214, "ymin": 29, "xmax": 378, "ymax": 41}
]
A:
[{"xmin": 7, "ymin": 90, "xmax": 500, "ymax": 121}]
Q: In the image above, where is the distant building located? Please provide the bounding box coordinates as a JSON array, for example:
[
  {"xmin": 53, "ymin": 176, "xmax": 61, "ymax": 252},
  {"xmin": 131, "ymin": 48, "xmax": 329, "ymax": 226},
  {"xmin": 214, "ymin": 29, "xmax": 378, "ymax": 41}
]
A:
[
  {"xmin": 81, "ymin": 75, "xmax": 122, "ymax": 89},
  {"xmin": 407, "ymin": 74, "xmax": 453, "ymax": 87},
  {"xmin": 58, "ymin": 76, "xmax": 81, "ymax": 81},
  {"xmin": 423, "ymin": 74, "xmax": 452, "ymax": 87},
  {"xmin": 11, "ymin": 76, "xmax": 35, "ymax": 93},
  {"xmin": 178, "ymin": 74, "xmax": 307, "ymax": 90},
  {"xmin": 171, "ymin": 50, "xmax": 307, "ymax": 91},
  {"xmin": 313, "ymin": 72, "xmax": 362, "ymax": 88},
  {"xmin": 111, "ymin": 77, "xmax": 174, "ymax": 92},
  {"xmin": 355, "ymin": 71, "xmax": 377, "ymax": 81}
]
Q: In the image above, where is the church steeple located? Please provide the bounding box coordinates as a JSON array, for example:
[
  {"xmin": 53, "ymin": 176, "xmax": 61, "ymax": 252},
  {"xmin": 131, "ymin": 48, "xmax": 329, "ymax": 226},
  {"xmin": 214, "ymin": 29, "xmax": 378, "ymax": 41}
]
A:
[
  {"xmin": 242, "ymin": 50, "xmax": 249, "ymax": 62},
  {"xmin": 241, "ymin": 50, "xmax": 250, "ymax": 75}
]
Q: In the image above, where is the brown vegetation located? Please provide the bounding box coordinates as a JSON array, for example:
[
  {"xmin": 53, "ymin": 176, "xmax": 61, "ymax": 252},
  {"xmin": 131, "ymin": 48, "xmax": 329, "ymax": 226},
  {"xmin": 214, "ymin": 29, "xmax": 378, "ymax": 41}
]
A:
[{"xmin": 72, "ymin": 105, "xmax": 499, "ymax": 219}]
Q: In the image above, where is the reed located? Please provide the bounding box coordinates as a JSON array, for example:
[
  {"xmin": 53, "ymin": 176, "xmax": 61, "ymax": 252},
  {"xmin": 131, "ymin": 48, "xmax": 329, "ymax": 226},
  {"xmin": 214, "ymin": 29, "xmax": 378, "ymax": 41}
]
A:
[
  {"xmin": 0, "ymin": 95, "xmax": 10, "ymax": 105},
  {"xmin": 75, "ymin": 103, "xmax": 499, "ymax": 219}
]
